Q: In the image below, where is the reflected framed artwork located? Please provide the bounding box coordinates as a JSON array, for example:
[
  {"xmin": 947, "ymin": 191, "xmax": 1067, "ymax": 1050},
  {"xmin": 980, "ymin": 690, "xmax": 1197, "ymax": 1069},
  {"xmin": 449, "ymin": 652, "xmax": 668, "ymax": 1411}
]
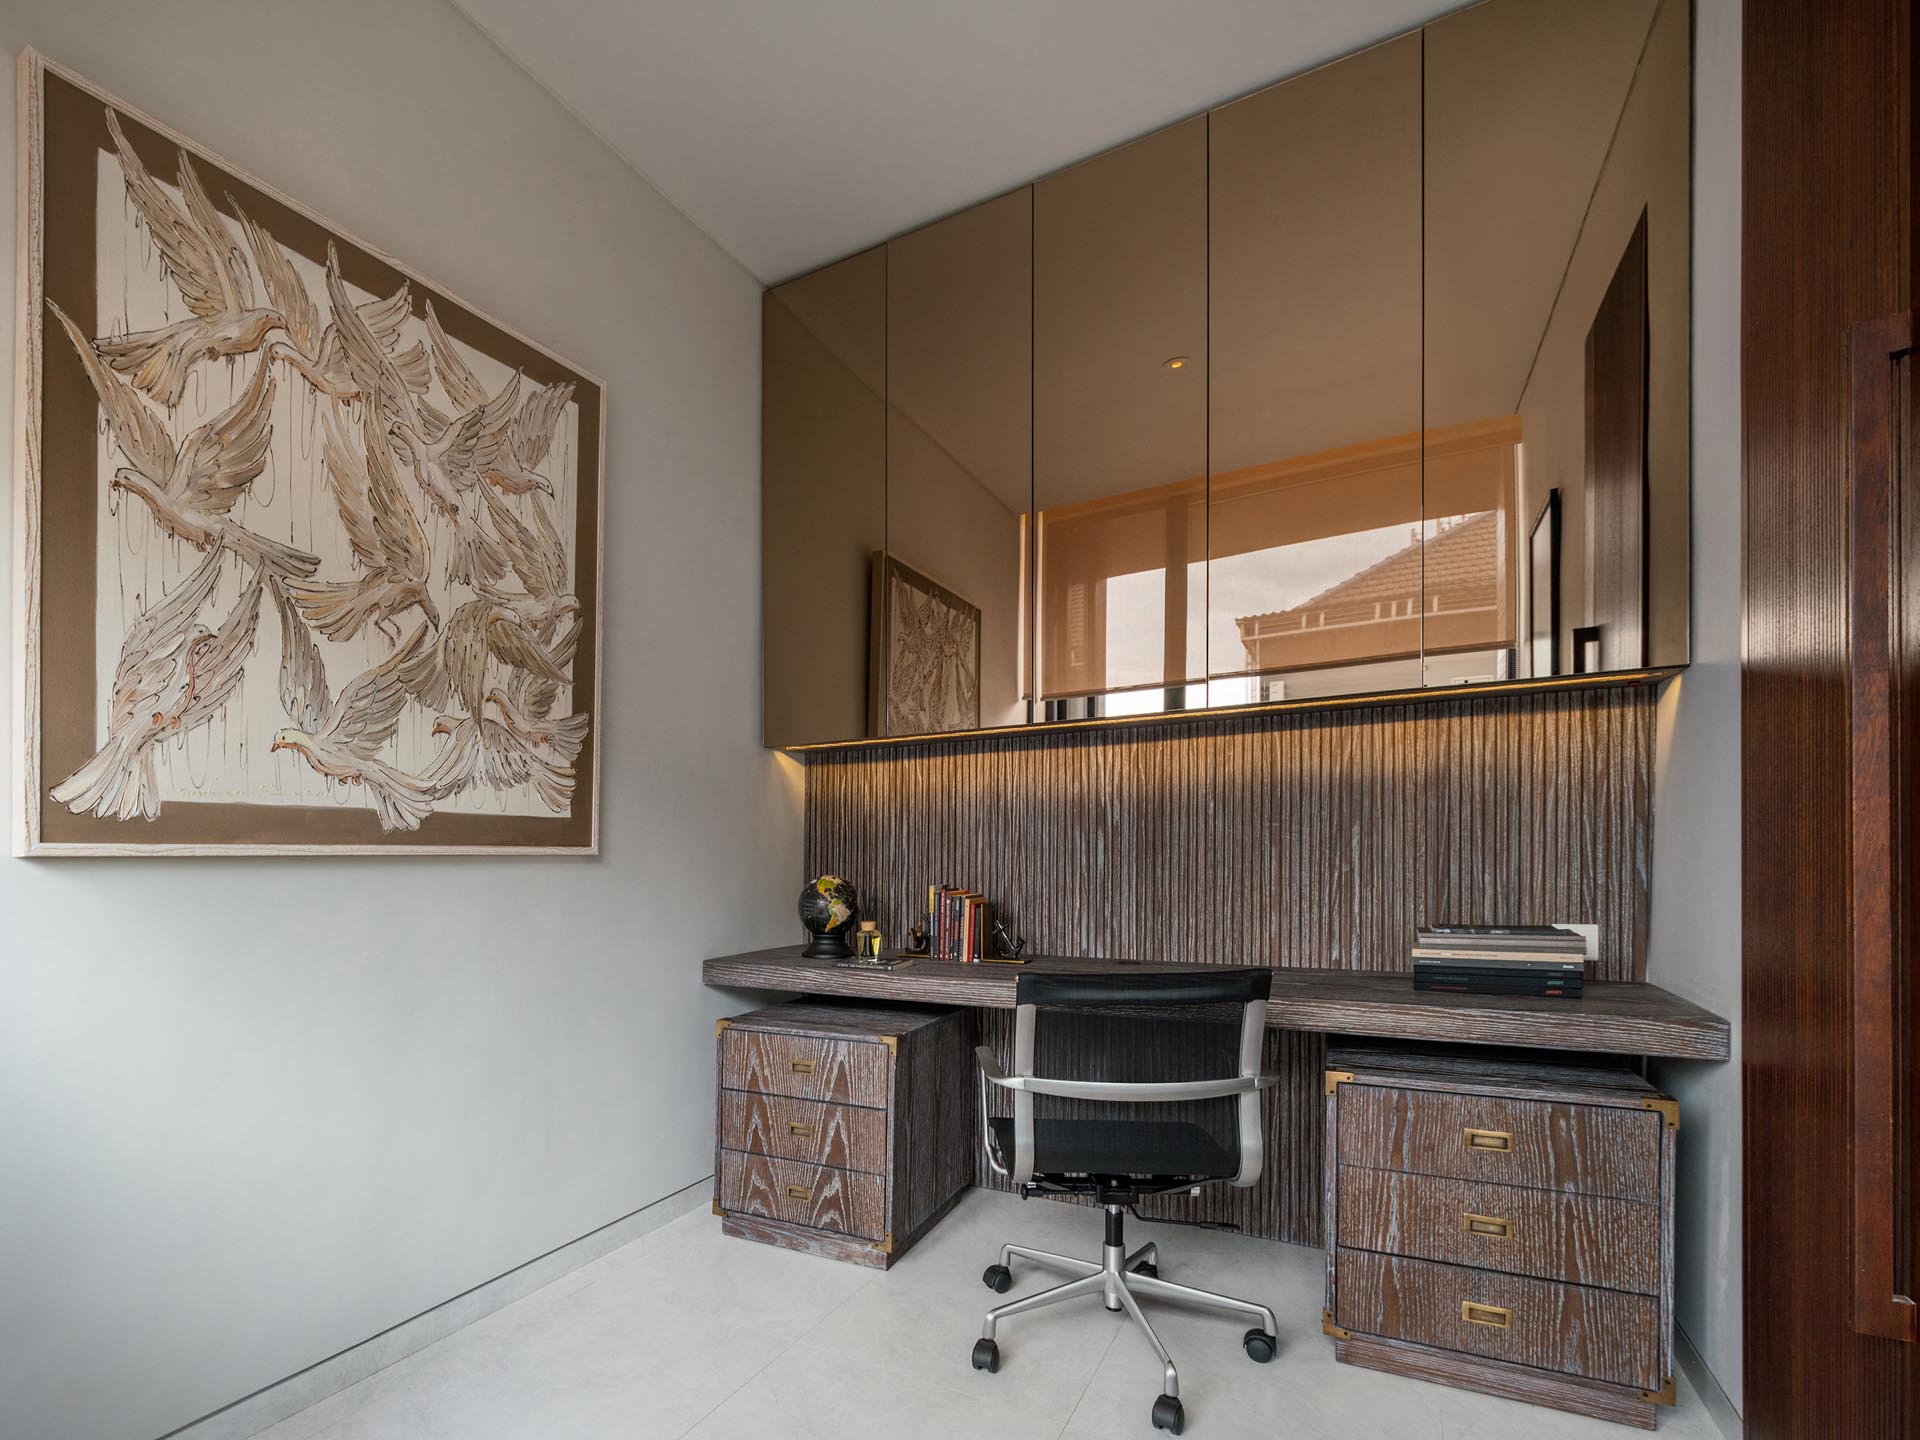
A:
[
  {"xmin": 11, "ymin": 52, "xmax": 605, "ymax": 855},
  {"xmin": 1528, "ymin": 488, "xmax": 1561, "ymax": 678},
  {"xmin": 869, "ymin": 554, "xmax": 981, "ymax": 737}
]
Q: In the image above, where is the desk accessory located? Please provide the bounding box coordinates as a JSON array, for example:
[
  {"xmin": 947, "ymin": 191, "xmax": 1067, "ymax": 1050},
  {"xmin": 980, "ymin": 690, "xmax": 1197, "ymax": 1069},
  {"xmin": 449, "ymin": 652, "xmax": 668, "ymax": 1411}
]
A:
[
  {"xmin": 990, "ymin": 920, "xmax": 1027, "ymax": 961},
  {"xmin": 854, "ymin": 920, "xmax": 884, "ymax": 958},
  {"xmin": 798, "ymin": 875, "xmax": 859, "ymax": 958},
  {"xmin": 832, "ymin": 953, "xmax": 913, "ymax": 970}
]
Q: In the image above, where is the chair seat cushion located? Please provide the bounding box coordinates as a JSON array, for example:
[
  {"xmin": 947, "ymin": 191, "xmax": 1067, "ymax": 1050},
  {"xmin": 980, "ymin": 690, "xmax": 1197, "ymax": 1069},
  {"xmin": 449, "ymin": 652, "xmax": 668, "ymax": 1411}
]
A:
[{"xmin": 987, "ymin": 1115, "xmax": 1237, "ymax": 1179}]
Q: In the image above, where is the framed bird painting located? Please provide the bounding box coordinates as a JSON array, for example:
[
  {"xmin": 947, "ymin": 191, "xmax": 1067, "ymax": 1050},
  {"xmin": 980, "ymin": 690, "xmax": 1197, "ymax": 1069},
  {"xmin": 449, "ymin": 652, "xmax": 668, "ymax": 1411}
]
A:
[{"xmin": 11, "ymin": 52, "xmax": 605, "ymax": 855}]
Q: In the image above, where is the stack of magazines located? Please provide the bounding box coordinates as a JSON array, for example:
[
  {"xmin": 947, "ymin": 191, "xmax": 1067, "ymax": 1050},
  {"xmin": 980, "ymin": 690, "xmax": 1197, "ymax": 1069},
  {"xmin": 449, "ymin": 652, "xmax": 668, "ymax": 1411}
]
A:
[{"xmin": 1412, "ymin": 925, "xmax": 1587, "ymax": 998}]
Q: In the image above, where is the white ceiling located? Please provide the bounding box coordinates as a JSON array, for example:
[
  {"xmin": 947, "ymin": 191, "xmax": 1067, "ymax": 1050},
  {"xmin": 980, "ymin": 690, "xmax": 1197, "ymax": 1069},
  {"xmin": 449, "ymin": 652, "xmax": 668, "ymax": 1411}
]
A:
[{"xmin": 449, "ymin": 0, "xmax": 1456, "ymax": 283}]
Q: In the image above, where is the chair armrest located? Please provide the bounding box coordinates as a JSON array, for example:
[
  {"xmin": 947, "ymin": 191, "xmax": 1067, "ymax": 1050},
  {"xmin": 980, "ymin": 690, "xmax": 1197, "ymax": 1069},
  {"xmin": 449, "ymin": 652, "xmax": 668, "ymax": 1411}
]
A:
[
  {"xmin": 1015, "ymin": 1073, "xmax": 1277, "ymax": 1102},
  {"xmin": 975, "ymin": 1044, "xmax": 1013, "ymax": 1088}
]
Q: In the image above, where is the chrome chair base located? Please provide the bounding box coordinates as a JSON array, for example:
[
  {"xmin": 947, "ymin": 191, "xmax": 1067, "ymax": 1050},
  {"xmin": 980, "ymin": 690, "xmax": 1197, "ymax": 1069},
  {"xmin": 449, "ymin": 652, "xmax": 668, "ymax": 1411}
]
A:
[{"xmin": 972, "ymin": 1205, "xmax": 1278, "ymax": 1434}]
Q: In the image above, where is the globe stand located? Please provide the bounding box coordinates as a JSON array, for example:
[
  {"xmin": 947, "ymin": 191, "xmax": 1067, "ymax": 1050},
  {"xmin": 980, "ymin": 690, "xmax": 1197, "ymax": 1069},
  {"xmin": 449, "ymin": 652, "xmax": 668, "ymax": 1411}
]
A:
[{"xmin": 801, "ymin": 930, "xmax": 854, "ymax": 959}]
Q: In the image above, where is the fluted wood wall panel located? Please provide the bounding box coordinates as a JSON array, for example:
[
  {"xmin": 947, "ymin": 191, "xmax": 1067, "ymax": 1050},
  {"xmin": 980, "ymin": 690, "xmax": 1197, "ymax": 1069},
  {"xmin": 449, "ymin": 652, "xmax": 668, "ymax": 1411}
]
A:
[{"xmin": 802, "ymin": 686, "xmax": 1657, "ymax": 1243}]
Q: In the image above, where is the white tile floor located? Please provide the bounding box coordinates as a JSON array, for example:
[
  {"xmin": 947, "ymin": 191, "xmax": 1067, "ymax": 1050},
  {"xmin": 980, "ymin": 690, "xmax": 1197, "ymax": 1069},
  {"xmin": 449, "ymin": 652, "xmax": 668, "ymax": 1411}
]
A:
[{"xmin": 253, "ymin": 1188, "xmax": 1726, "ymax": 1440}]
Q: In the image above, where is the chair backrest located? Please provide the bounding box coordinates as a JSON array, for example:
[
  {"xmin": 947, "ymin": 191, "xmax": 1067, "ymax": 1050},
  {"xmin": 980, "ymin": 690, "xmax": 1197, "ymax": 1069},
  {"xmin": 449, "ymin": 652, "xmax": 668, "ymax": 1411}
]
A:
[{"xmin": 1007, "ymin": 967, "xmax": 1273, "ymax": 1187}]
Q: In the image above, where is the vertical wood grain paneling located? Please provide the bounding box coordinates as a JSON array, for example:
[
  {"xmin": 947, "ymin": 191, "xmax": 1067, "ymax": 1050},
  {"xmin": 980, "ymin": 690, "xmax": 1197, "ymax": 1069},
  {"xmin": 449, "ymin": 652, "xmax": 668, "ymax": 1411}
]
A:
[{"xmin": 803, "ymin": 687, "xmax": 1655, "ymax": 1244}]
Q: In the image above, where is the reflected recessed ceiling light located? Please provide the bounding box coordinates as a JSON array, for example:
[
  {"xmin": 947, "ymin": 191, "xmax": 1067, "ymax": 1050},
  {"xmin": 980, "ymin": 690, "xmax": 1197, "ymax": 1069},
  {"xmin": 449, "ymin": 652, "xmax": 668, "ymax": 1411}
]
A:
[{"xmin": 1164, "ymin": 355, "xmax": 1190, "ymax": 370}]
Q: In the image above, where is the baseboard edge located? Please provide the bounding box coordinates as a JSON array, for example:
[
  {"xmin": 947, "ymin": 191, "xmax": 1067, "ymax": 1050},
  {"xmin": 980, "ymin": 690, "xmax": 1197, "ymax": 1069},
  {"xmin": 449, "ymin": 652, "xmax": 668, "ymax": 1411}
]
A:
[
  {"xmin": 157, "ymin": 1175, "xmax": 714, "ymax": 1440},
  {"xmin": 1676, "ymin": 1325, "xmax": 1743, "ymax": 1440}
]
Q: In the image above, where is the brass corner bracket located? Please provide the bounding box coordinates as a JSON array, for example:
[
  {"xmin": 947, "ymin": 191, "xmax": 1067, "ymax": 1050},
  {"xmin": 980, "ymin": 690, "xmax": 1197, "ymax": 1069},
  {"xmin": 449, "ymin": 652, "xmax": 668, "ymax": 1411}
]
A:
[
  {"xmin": 874, "ymin": 1233, "xmax": 895, "ymax": 1254},
  {"xmin": 1324, "ymin": 1069, "xmax": 1355, "ymax": 1096},
  {"xmin": 1321, "ymin": 1309, "xmax": 1352, "ymax": 1340},
  {"xmin": 1640, "ymin": 1375, "xmax": 1676, "ymax": 1406},
  {"xmin": 878, "ymin": 1035, "xmax": 899, "ymax": 1056},
  {"xmin": 715, "ymin": 1018, "xmax": 734, "ymax": 1037},
  {"xmin": 1640, "ymin": 1096, "xmax": 1680, "ymax": 1131}
]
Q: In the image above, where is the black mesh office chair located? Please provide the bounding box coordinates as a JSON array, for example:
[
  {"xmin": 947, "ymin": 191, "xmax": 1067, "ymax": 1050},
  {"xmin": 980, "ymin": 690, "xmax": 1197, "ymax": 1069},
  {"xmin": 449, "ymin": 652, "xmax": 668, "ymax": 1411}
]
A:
[{"xmin": 969, "ymin": 968, "xmax": 1281, "ymax": 1435}]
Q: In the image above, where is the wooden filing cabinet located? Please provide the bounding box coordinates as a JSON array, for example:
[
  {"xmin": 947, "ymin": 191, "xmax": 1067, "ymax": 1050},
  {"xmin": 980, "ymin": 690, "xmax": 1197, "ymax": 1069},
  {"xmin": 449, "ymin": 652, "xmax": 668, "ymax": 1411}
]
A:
[
  {"xmin": 1323, "ymin": 1046, "xmax": 1677, "ymax": 1429},
  {"xmin": 713, "ymin": 1001, "xmax": 972, "ymax": 1268}
]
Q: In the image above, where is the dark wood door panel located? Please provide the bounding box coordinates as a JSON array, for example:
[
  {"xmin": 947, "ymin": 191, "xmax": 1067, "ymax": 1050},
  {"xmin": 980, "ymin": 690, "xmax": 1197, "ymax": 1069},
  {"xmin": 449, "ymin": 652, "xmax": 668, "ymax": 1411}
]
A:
[{"xmin": 1743, "ymin": 0, "xmax": 1915, "ymax": 1433}]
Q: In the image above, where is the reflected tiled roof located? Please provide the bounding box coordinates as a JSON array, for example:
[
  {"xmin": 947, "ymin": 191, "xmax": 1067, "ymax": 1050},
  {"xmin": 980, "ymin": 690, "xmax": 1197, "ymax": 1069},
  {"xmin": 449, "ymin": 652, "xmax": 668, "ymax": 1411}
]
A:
[{"xmin": 1236, "ymin": 509, "xmax": 1500, "ymax": 633}]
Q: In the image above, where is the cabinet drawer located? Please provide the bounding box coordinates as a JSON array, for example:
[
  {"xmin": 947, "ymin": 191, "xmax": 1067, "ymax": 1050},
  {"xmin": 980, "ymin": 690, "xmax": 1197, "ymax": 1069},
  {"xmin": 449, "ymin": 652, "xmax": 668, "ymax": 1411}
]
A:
[
  {"xmin": 1336, "ymin": 1167, "xmax": 1659, "ymax": 1294},
  {"xmin": 1336, "ymin": 1084, "xmax": 1661, "ymax": 1201},
  {"xmin": 719, "ymin": 1026, "xmax": 891, "ymax": 1107},
  {"xmin": 717, "ymin": 1151, "xmax": 886, "ymax": 1239},
  {"xmin": 1335, "ymin": 1250, "xmax": 1659, "ymax": 1390},
  {"xmin": 719, "ymin": 1090, "xmax": 888, "ymax": 1174}
]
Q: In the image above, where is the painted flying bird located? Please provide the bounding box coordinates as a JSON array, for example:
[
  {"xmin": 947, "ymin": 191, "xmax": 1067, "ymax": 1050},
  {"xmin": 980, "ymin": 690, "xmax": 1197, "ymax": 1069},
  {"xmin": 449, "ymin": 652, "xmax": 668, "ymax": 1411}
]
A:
[
  {"xmin": 420, "ymin": 711, "xmax": 575, "ymax": 814},
  {"xmin": 331, "ymin": 260, "xmax": 516, "ymax": 497},
  {"xmin": 233, "ymin": 198, "xmax": 432, "ymax": 404},
  {"xmin": 269, "ymin": 612, "xmax": 438, "ymax": 832},
  {"xmin": 95, "ymin": 109, "xmax": 284, "ymax": 407},
  {"xmin": 486, "ymin": 685, "xmax": 589, "ymax": 771},
  {"xmin": 325, "ymin": 251, "xmax": 508, "ymax": 587},
  {"xmin": 51, "ymin": 548, "xmax": 262, "ymax": 820},
  {"xmin": 400, "ymin": 594, "xmax": 574, "ymax": 722},
  {"xmin": 426, "ymin": 301, "xmax": 569, "ymax": 497},
  {"xmin": 283, "ymin": 402, "xmax": 439, "ymax": 644},
  {"xmin": 481, "ymin": 488, "xmax": 579, "ymax": 630},
  {"xmin": 50, "ymin": 301, "xmax": 319, "ymax": 580}
]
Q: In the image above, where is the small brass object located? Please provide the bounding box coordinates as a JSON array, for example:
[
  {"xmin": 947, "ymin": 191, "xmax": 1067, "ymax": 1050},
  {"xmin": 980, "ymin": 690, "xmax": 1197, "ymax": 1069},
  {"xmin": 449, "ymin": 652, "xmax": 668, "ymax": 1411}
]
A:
[
  {"xmin": 784, "ymin": 1184, "xmax": 812, "ymax": 1202},
  {"xmin": 715, "ymin": 1018, "xmax": 733, "ymax": 1037},
  {"xmin": 1463, "ymin": 1212, "xmax": 1512, "ymax": 1239},
  {"xmin": 1640, "ymin": 1375, "xmax": 1677, "ymax": 1405},
  {"xmin": 1321, "ymin": 1308, "xmax": 1352, "ymax": 1340},
  {"xmin": 874, "ymin": 1233, "xmax": 895, "ymax": 1255},
  {"xmin": 1640, "ymin": 1096, "xmax": 1680, "ymax": 1131},
  {"xmin": 787, "ymin": 1121, "xmax": 813, "ymax": 1138},
  {"xmin": 1461, "ymin": 1300, "xmax": 1512, "ymax": 1329},
  {"xmin": 789, "ymin": 1059, "xmax": 815, "ymax": 1075},
  {"xmin": 1324, "ymin": 1069, "xmax": 1355, "ymax": 1095},
  {"xmin": 1464, "ymin": 1127, "xmax": 1513, "ymax": 1152},
  {"xmin": 879, "ymin": 1035, "xmax": 899, "ymax": 1056}
]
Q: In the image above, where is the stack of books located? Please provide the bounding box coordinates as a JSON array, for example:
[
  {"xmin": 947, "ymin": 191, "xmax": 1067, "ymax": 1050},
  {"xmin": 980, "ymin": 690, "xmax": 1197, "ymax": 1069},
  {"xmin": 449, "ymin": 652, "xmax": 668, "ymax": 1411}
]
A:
[
  {"xmin": 1412, "ymin": 925, "xmax": 1587, "ymax": 998},
  {"xmin": 929, "ymin": 884, "xmax": 994, "ymax": 963}
]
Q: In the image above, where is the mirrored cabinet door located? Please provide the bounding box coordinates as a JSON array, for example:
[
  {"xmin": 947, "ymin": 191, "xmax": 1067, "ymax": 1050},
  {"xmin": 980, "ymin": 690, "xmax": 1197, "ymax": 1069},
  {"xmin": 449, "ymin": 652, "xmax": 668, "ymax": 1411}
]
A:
[
  {"xmin": 1033, "ymin": 118, "xmax": 1208, "ymax": 712},
  {"xmin": 1425, "ymin": 0, "xmax": 1691, "ymax": 681},
  {"xmin": 883, "ymin": 189, "xmax": 1033, "ymax": 736},
  {"xmin": 1207, "ymin": 34, "xmax": 1424, "ymax": 705},
  {"xmin": 761, "ymin": 247, "xmax": 887, "ymax": 747}
]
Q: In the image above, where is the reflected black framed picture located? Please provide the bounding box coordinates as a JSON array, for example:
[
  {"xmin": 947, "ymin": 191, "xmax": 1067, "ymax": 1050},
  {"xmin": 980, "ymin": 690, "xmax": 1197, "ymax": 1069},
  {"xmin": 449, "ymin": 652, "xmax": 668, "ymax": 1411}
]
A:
[{"xmin": 1529, "ymin": 489, "xmax": 1562, "ymax": 677}]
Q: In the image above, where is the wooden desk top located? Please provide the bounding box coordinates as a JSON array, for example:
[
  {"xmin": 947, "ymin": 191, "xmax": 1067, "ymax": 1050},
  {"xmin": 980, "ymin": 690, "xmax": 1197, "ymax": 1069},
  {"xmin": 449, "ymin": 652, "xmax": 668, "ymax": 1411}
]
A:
[{"xmin": 701, "ymin": 947, "xmax": 1731, "ymax": 1062}]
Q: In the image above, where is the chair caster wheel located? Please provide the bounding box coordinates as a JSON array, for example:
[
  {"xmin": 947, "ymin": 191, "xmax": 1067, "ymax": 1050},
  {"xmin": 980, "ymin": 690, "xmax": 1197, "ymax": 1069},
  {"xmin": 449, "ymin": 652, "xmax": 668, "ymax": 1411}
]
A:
[
  {"xmin": 1132, "ymin": 1261, "xmax": 1159, "ymax": 1279},
  {"xmin": 982, "ymin": 1264, "xmax": 1012, "ymax": 1293},
  {"xmin": 1243, "ymin": 1327, "xmax": 1277, "ymax": 1363},
  {"xmin": 971, "ymin": 1338, "xmax": 1000, "ymax": 1373},
  {"xmin": 1151, "ymin": 1393, "xmax": 1184, "ymax": 1433}
]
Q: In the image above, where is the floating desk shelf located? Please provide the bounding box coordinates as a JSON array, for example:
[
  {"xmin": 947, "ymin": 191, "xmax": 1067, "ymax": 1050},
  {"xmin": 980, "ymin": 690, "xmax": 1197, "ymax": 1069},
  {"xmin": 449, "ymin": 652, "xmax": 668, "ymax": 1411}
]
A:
[{"xmin": 701, "ymin": 947, "xmax": 1730, "ymax": 1062}]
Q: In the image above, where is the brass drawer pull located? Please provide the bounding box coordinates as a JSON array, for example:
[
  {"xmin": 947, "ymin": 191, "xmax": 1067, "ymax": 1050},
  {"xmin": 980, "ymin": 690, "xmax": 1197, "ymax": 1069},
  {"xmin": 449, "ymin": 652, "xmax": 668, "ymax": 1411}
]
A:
[
  {"xmin": 1463, "ymin": 1213, "xmax": 1512, "ymax": 1239},
  {"xmin": 787, "ymin": 1121, "xmax": 814, "ymax": 1138},
  {"xmin": 784, "ymin": 1183, "xmax": 812, "ymax": 1202},
  {"xmin": 1463, "ymin": 1127, "xmax": 1513, "ymax": 1152},
  {"xmin": 1461, "ymin": 1300, "xmax": 1512, "ymax": 1329},
  {"xmin": 789, "ymin": 1059, "xmax": 815, "ymax": 1075}
]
